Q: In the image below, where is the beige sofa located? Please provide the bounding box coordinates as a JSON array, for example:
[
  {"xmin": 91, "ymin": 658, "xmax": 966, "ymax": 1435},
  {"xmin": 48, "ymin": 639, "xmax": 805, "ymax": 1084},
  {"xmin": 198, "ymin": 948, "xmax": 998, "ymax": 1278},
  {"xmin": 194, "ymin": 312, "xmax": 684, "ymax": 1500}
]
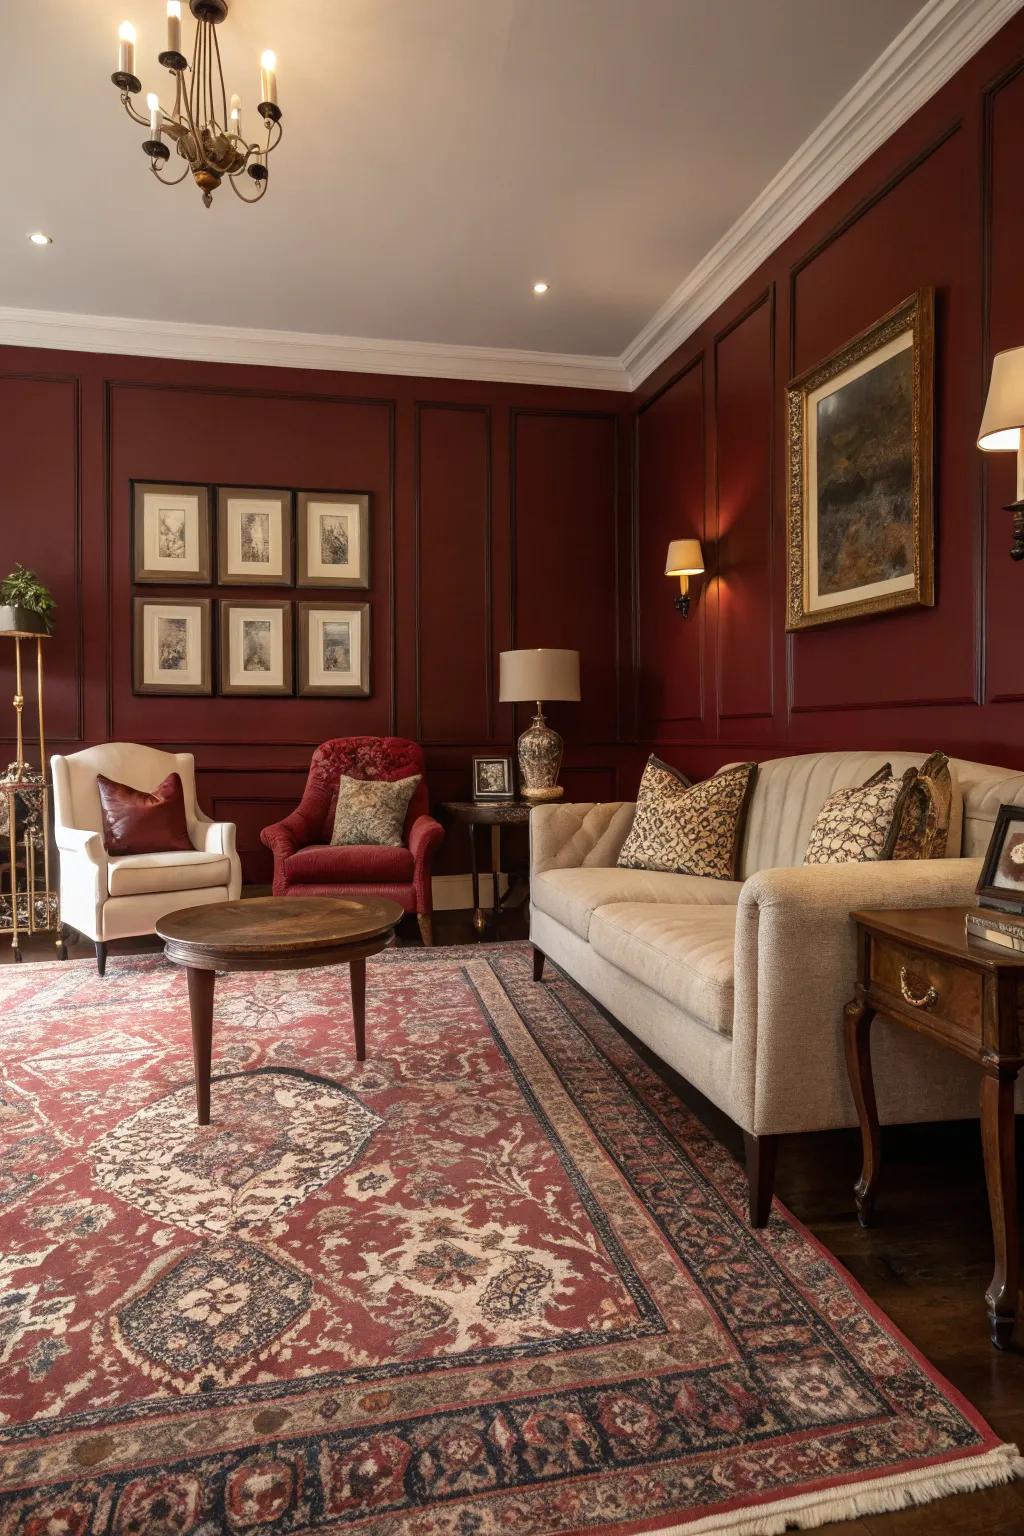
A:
[{"xmin": 529, "ymin": 749, "xmax": 1024, "ymax": 1223}]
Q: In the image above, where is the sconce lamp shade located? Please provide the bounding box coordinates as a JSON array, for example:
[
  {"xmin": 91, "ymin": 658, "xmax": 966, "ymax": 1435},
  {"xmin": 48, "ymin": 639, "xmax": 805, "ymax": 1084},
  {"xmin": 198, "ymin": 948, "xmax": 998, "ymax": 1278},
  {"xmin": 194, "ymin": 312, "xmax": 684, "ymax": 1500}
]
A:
[
  {"xmin": 499, "ymin": 648, "xmax": 580, "ymax": 703},
  {"xmin": 979, "ymin": 346, "xmax": 1024, "ymax": 451},
  {"xmin": 665, "ymin": 538, "xmax": 704, "ymax": 576}
]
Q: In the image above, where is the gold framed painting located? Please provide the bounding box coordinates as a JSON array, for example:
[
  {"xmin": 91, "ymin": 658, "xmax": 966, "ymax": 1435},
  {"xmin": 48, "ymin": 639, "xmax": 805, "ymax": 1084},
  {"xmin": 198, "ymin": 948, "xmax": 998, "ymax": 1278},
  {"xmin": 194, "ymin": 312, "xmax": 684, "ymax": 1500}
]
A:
[{"xmin": 785, "ymin": 289, "xmax": 934, "ymax": 631}]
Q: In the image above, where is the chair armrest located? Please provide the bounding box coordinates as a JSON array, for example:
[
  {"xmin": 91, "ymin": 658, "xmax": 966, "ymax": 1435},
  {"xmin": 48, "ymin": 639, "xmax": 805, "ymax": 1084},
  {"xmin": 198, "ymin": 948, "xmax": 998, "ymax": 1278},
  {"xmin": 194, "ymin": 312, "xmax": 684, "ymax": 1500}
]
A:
[
  {"xmin": 409, "ymin": 814, "xmax": 444, "ymax": 861},
  {"xmin": 260, "ymin": 813, "xmax": 306, "ymax": 861},
  {"xmin": 530, "ymin": 802, "xmax": 636, "ymax": 876},
  {"xmin": 731, "ymin": 857, "xmax": 984, "ymax": 1135},
  {"xmin": 194, "ymin": 820, "xmax": 237, "ymax": 857},
  {"xmin": 54, "ymin": 826, "xmax": 107, "ymax": 866}
]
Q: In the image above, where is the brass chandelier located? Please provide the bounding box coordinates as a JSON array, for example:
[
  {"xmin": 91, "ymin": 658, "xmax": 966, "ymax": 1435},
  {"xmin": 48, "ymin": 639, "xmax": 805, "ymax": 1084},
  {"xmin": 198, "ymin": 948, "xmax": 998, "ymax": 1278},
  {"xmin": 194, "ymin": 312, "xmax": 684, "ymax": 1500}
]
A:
[{"xmin": 111, "ymin": 1, "xmax": 282, "ymax": 207}]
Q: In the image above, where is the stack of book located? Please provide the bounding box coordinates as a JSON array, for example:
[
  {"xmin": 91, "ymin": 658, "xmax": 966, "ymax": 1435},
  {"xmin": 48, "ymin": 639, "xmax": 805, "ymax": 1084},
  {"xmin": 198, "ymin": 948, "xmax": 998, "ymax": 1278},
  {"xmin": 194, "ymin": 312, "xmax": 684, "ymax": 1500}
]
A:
[{"xmin": 965, "ymin": 908, "xmax": 1024, "ymax": 953}]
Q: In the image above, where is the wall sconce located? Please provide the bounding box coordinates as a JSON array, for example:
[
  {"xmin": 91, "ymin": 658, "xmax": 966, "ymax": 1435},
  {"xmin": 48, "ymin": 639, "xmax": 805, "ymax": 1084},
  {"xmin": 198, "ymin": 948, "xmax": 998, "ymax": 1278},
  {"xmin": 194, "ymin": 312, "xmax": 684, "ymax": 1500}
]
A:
[
  {"xmin": 979, "ymin": 346, "xmax": 1024, "ymax": 560},
  {"xmin": 665, "ymin": 539, "xmax": 704, "ymax": 617}
]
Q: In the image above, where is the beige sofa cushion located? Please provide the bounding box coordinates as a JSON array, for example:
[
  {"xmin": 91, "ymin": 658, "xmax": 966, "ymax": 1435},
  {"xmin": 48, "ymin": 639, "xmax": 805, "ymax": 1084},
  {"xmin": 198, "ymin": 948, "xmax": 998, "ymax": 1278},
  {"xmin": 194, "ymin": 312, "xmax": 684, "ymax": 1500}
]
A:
[
  {"xmin": 107, "ymin": 850, "xmax": 232, "ymax": 897},
  {"xmin": 532, "ymin": 866, "xmax": 743, "ymax": 941},
  {"xmin": 589, "ymin": 903, "xmax": 737, "ymax": 1036}
]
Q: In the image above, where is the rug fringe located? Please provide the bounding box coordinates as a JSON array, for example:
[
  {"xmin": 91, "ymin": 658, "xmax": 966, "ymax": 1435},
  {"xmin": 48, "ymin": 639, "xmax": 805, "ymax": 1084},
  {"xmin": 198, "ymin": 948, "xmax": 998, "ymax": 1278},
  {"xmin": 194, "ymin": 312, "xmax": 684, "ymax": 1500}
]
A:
[{"xmin": 633, "ymin": 1442, "xmax": 1024, "ymax": 1536}]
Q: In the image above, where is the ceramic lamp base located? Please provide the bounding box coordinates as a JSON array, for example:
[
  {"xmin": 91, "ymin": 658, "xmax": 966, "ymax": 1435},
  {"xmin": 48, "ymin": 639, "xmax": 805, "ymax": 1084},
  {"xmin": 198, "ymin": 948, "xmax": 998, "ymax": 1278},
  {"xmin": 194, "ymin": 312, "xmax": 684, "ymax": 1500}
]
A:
[{"xmin": 517, "ymin": 709, "xmax": 564, "ymax": 801}]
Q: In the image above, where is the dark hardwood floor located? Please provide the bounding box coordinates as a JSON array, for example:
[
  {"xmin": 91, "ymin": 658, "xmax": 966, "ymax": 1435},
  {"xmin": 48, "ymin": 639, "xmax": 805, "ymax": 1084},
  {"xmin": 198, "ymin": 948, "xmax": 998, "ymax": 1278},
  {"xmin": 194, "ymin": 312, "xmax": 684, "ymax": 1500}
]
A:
[{"xmin": 6, "ymin": 905, "xmax": 1023, "ymax": 1532}]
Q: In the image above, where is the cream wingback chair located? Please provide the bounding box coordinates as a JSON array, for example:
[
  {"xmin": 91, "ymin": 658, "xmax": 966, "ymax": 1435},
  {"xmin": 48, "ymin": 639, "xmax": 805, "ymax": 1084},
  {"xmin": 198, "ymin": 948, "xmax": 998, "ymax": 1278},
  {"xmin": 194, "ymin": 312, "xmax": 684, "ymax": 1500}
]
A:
[{"xmin": 51, "ymin": 743, "xmax": 241, "ymax": 975}]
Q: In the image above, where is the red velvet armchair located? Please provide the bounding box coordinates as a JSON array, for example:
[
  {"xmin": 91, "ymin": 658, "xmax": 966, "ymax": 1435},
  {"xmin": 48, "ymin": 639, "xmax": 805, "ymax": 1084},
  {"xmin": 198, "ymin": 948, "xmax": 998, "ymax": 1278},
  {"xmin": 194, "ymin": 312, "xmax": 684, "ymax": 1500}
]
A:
[{"xmin": 260, "ymin": 737, "xmax": 444, "ymax": 943}]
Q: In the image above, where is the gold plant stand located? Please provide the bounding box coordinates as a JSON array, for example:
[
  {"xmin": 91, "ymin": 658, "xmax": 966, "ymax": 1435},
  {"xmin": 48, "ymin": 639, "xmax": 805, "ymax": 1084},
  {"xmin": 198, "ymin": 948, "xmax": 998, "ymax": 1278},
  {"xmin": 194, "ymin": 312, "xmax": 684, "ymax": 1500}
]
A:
[{"xmin": 1, "ymin": 628, "xmax": 66, "ymax": 961}]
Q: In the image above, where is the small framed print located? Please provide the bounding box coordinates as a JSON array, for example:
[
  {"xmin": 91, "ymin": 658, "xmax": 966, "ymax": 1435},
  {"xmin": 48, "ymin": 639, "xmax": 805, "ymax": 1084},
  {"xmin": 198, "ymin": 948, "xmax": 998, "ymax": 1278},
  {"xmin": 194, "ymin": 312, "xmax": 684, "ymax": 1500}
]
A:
[
  {"xmin": 216, "ymin": 488, "xmax": 294, "ymax": 585},
  {"xmin": 218, "ymin": 600, "xmax": 293, "ymax": 696},
  {"xmin": 976, "ymin": 804, "xmax": 1024, "ymax": 915},
  {"xmin": 133, "ymin": 482, "xmax": 211, "ymax": 584},
  {"xmin": 133, "ymin": 598, "xmax": 212, "ymax": 695},
  {"xmin": 297, "ymin": 492, "xmax": 370, "ymax": 587},
  {"xmin": 298, "ymin": 602, "xmax": 370, "ymax": 697},
  {"xmin": 473, "ymin": 755, "xmax": 514, "ymax": 802}
]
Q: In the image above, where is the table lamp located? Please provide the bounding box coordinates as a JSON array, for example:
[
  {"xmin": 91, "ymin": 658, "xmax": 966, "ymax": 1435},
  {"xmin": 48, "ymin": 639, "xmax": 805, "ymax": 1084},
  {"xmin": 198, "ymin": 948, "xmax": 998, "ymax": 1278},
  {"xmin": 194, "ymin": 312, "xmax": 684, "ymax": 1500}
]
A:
[
  {"xmin": 979, "ymin": 345, "xmax": 1024, "ymax": 560},
  {"xmin": 499, "ymin": 648, "xmax": 580, "ymax": 802}
]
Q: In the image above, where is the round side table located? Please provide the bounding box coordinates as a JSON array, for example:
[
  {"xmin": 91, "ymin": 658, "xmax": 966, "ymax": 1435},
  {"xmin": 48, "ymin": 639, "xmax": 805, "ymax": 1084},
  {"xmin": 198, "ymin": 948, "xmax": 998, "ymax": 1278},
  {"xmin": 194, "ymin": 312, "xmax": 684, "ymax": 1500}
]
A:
[{"xmin": 442, "ymin": 801, "xmax": 532, "ymax": 932}]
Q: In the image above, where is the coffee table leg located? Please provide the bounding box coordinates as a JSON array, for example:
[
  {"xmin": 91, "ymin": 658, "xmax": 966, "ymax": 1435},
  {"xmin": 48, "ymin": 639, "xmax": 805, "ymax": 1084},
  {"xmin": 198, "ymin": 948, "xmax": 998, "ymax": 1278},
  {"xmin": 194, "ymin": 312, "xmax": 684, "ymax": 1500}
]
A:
[
  {"xmin": 350, "ymin": 956, "xmax": 366, "ymax": 1061},
  {"xmin": 186, "ymin": 965, "xmax": 215, "ymax": 1126}
]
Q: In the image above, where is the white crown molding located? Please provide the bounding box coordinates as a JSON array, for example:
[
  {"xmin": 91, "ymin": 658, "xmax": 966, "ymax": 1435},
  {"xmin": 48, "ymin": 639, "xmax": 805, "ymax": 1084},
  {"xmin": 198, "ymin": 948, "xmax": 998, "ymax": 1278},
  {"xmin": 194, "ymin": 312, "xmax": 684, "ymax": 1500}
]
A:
[
  {"xmin": 1, "ymin": 0, "xmax": 1017, "ymax": 395},
  {"xmin": 0, "ymin": 304, "xmax": 630, "ymax": 392},
  {"xmin": 622, "ymin": 0, "xmax": 1023, "ymax": 388}
]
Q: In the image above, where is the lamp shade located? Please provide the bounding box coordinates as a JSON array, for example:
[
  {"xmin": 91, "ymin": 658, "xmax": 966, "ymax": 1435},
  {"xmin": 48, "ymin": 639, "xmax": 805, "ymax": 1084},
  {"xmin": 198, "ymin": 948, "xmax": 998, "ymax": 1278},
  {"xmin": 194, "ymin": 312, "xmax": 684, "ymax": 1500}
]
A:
[
  {"xmin": 979, "ymin": 346, "xmax": 1024, "ymax": 451},
  {"xmin": 665, "ymin": 538, "xmax": 704, "ymax": 575},
  {"xmin": 499, "ymin": 648, "xmax": 580, "ymax": 704}
]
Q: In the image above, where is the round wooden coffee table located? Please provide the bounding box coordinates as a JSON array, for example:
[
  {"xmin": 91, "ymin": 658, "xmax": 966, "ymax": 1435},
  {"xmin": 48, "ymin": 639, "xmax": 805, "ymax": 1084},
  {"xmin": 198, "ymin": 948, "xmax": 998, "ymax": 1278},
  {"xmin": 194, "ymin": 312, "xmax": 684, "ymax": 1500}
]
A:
[{"xmin": 156, "ymin": 895, "xmax": 404, "ymax": 1125}]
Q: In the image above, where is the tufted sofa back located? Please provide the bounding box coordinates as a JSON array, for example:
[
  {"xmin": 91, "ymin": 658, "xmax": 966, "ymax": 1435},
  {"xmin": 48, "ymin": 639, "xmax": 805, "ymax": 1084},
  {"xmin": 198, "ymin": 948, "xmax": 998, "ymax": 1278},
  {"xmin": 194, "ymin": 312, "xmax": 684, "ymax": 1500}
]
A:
[{"xmin": 733, "ymin": 750, "xmax": 1024, "ymax": 878}]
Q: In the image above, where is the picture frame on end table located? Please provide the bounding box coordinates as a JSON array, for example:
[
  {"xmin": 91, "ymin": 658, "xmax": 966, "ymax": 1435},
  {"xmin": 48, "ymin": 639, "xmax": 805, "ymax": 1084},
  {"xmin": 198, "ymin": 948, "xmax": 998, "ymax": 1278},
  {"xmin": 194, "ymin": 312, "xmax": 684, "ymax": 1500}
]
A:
[
  {"xmin": 976, "ymin": 803, "xmax": 1024, "ymax": 915},
  {"xmin": 297, "ymin": 602, "xmax": 370, "ymax": 697},
  {"xmin": 218, "ymin": 600, "xmax": 293, "ymax": 696},
  {"xmin": 297, "ymin": 492, "xmax": 370, "ymax": 588},
  {"xmin": 133, "ymin": 597, "xmax": 212, "ymax": 696},
  {"xmin": 472, "ymin": 755, "xmax": 515, "ymax": 802},
  {"xmin": 216, "ymin": 488, "xmax": 294, "ymax": 586},
  {"xmin": 132, "ymin": 482, "xmax": 212, "ymax": 584},
  {"xmin": 785, "ymin": 289, "xmax": 934, "ymax": 631}
]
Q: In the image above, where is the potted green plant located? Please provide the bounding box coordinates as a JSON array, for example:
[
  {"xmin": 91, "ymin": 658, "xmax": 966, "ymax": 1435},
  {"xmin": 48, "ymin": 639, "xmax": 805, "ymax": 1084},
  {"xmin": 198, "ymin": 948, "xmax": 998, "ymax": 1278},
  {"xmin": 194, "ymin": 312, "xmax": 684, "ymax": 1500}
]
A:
[{"xmin": 0, "ymin": 565, "xmax": 56, "ymax": 636}]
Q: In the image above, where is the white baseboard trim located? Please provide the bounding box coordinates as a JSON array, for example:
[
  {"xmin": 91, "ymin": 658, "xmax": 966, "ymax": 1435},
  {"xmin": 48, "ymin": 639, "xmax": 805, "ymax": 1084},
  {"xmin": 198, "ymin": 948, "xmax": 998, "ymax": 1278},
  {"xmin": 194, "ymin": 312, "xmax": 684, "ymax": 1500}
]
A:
[{"xmin": 432, "ymin": 873, "xmax": 510, "ymax": 911}]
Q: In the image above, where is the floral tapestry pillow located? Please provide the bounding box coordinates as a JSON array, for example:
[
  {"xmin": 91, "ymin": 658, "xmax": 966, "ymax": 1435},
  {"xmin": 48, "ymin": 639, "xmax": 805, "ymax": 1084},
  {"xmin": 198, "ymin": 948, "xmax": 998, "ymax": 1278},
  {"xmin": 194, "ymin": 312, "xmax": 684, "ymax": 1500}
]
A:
[
  {"xmin": 892, "ymin": 751, "xmax": 954, "ymax": 860},
  {"xmin": 617, "ymin": 758, "xmax": 757, "ymax": 879},
  {"xmin": 330, "ymin": 773, "xmax": 421, "ymax": 847},
  {"xmin": 803, "ymin": 768, "xmax": 911, "ymax": 865}
]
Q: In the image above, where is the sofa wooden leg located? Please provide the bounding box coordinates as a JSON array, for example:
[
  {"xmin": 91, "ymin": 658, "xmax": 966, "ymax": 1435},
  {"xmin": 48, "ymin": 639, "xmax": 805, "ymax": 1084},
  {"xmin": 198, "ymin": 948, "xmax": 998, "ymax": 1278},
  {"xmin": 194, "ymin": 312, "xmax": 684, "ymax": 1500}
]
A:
[
  {"xmin": 743, "ymin": 1132, "xmax": 779, "ymax": 1227},
  {"xmin": 417, "ymin": 914, "xmax": 434, "ymax": 947},
  {"xmin": 532, "ymin": 945, "xmax": 546, "ymax": 982},
  {"xmin": 95, "ymin": 941, "xmax": 108, "ymax": 978}
]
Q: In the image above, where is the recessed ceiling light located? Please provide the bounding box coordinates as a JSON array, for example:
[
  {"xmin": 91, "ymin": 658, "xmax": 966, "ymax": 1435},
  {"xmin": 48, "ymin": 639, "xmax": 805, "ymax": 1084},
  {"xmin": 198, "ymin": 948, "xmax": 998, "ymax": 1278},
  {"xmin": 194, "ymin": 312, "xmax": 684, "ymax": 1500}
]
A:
[
  {"xmin": 532, "ymin": 281, "xmax": 549, "ymax": 295},
  {"xmin": 28, "ymin": 231, "xmax": 53, "ymax": 246}
]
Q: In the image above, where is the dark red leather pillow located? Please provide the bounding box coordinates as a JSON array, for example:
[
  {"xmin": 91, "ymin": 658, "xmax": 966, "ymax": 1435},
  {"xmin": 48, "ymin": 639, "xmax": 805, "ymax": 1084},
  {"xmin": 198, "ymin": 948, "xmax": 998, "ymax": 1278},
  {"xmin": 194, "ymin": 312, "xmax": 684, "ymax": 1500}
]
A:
[{"xmin": 96, "ymin": 772, "xmax": 192, "ymax": 856}]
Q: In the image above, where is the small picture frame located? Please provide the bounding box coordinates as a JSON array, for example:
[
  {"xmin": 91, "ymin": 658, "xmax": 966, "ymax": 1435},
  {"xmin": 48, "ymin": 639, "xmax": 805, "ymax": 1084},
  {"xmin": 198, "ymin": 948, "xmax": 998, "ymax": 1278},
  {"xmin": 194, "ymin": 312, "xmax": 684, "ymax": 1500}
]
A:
[
  {"xmin": 297, "ymin": 492, "xmax": 370, "ymax": 588},
  {"xmin": 976, "ymin": 804, "xmax": 1024, "ymax": 914},
  {"xmin": 133, "ymin": 482, "xmax": 212, "ymax": 584},
  {"xmin": 297, "ymin": 602, "xmax": 370, "ymax": 697},
  {"xmin": 133, "ymin": 597, "xmax": 212, "ymax": 696},
  {"xmin": 473, "ymin": 755, "xmax": 514, "ymax": 802},
  {"xmin": 217, "ymin": 488, "xmax": 293, "ymax": 585},
  {"xmin": 218, "ymin": 600, "xmax": 293, "ymax": 696}
]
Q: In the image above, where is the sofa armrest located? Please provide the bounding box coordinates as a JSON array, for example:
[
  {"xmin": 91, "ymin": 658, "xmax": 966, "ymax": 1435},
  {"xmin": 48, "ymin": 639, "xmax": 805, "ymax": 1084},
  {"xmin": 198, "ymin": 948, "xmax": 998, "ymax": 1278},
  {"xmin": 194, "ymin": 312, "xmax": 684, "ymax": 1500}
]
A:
[
  {"xmin": 54, "ymin": 826, "xmax": 107, "ymax": 866},
  {"xmin": 731, "ymin": 857, "xmax": 984, "ymax": 1135},
  {"xmin": 530, "ymin": 802, "xmax": 636, "ymax": 876}
]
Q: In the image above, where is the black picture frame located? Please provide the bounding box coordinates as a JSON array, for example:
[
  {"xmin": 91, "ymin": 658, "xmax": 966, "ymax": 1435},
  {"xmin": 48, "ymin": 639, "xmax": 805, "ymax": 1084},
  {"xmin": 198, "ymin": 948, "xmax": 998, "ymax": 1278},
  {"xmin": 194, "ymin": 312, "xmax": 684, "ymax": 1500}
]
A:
[
  {"xmin": 472, "ymin": 755, "xmax": 514, "ymax": 802},
  {"xmin": 976, "ymin": 802, "xmax": 1024, "ymax": 914}
]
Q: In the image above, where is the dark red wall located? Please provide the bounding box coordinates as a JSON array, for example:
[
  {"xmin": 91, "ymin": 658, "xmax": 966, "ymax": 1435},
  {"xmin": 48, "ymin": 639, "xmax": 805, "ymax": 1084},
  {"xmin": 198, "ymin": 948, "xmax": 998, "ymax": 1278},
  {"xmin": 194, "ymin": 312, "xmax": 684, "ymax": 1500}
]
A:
[
  {"xmin": 0, "ymin": 355, "xmax": 633, "ymax": 881},
  {"xmin": 633, "ymin": 10, "xmax": 1024, "ymax": 784}
]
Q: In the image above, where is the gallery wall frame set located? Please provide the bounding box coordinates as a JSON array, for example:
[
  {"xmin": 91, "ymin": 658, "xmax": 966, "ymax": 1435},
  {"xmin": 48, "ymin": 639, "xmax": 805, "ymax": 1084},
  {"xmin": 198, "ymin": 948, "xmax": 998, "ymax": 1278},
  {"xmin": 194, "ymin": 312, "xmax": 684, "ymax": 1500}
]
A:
[
  {"xmin": 132, "ymin": 482, "xmax": 371, "ymax": 588},
  {"xmin": 785, "ymin": 288, "xmax": 935, "ymax": 632},
  {"xmin": 132, "ymin": 598, "xmax": 371, "ymax": 698}
]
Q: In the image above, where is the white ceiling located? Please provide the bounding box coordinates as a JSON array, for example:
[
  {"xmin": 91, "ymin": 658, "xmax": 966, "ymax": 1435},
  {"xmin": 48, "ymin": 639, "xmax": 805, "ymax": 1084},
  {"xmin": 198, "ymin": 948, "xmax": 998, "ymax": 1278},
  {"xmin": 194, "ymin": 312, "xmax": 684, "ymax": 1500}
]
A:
[{"xmin": 0, "ymin": 1, "xmax": 1008, "ymax": 384}]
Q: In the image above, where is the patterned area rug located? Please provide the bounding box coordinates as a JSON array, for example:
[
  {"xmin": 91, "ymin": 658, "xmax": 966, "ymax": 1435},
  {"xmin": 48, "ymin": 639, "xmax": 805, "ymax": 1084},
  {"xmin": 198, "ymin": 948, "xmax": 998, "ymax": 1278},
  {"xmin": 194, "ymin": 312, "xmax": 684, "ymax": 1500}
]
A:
[{"xmin": 1, "ymin": 943, "xmax": 1020, "ymax": 1535}]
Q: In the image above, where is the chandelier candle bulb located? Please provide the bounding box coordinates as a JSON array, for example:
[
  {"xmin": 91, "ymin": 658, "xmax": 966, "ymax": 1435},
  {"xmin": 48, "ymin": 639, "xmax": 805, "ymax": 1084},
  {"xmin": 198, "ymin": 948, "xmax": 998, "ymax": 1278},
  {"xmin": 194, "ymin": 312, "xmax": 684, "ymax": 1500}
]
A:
[
  {"xmin": 117, "ymin": 21, "xmax": 136, "ymax": 79},
  {"xmin": 147, "ymin": 92, "xmax": 161, "ymax": 139},
  {"xmin": 229, "ymin": 93, "xmax": 241, "ymax": 133},
  {"xmin": 166, "ymin": 1, "xmax": 181, "ymax": 56},
  {"xmin": 259, "ymin": 50, "xmax": 278, "ymax": 108}
]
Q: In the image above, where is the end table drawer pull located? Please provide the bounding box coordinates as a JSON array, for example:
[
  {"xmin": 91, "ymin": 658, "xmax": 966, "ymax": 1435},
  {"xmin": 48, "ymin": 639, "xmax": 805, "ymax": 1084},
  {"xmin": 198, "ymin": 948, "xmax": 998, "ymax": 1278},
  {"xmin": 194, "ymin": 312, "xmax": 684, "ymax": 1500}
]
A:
[{"xmin": 899, "ymin": 967, "xmax": 938, "ymax": 1009}]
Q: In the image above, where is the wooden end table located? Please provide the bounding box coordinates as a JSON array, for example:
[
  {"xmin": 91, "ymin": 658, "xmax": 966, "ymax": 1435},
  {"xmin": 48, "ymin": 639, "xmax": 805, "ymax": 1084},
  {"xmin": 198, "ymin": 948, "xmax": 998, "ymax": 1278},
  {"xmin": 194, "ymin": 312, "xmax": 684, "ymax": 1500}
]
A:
[
  {"xmin": 844, "ymin": 906, "xmax": 1023, "ymax": 1349},
  {"xmin": 442, "ymin": 801, "xmax": 532, "ymax": 932},
  {"xmin": 156, "ymin": 895, "xmax": 403, "ymax": 1126}
]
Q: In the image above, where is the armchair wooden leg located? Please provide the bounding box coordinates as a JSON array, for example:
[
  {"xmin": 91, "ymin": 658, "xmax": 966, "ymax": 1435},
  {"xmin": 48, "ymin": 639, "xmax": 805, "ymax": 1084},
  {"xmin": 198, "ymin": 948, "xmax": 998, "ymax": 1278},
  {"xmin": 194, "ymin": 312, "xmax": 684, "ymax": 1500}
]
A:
[
  {"xmin": 743, "ymin": 1132, "xmax": 779, "ymax": 1227},
  {"xmin": 532, "ymin": 945, "xmax": 546, "ymax": 982},
  {"xmin": 417, "ymin": 913, "xmax": 434, "ymax": 947},
  {"xmin": 95, "ymin": 941, "xmax": 108, "ymax": 978}
]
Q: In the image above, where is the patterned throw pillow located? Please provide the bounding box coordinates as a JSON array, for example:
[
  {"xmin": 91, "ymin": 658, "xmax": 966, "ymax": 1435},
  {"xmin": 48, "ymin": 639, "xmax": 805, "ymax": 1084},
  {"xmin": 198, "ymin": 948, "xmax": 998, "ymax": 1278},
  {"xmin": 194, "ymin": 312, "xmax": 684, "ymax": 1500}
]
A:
[
  {"xmin": 892, "ymin": 751, "xmax": 954, "ymax": 860},
  {"xmin": 617, "ymin": 758, "xmax": 757, "ymax": 879},
  {"xmin": 803, "ymin": 769, "xmax": 911, "ymax": 865},
  {"xmin": 330, "ymin": 774, "xmax": 421, "ymax": 847}
]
